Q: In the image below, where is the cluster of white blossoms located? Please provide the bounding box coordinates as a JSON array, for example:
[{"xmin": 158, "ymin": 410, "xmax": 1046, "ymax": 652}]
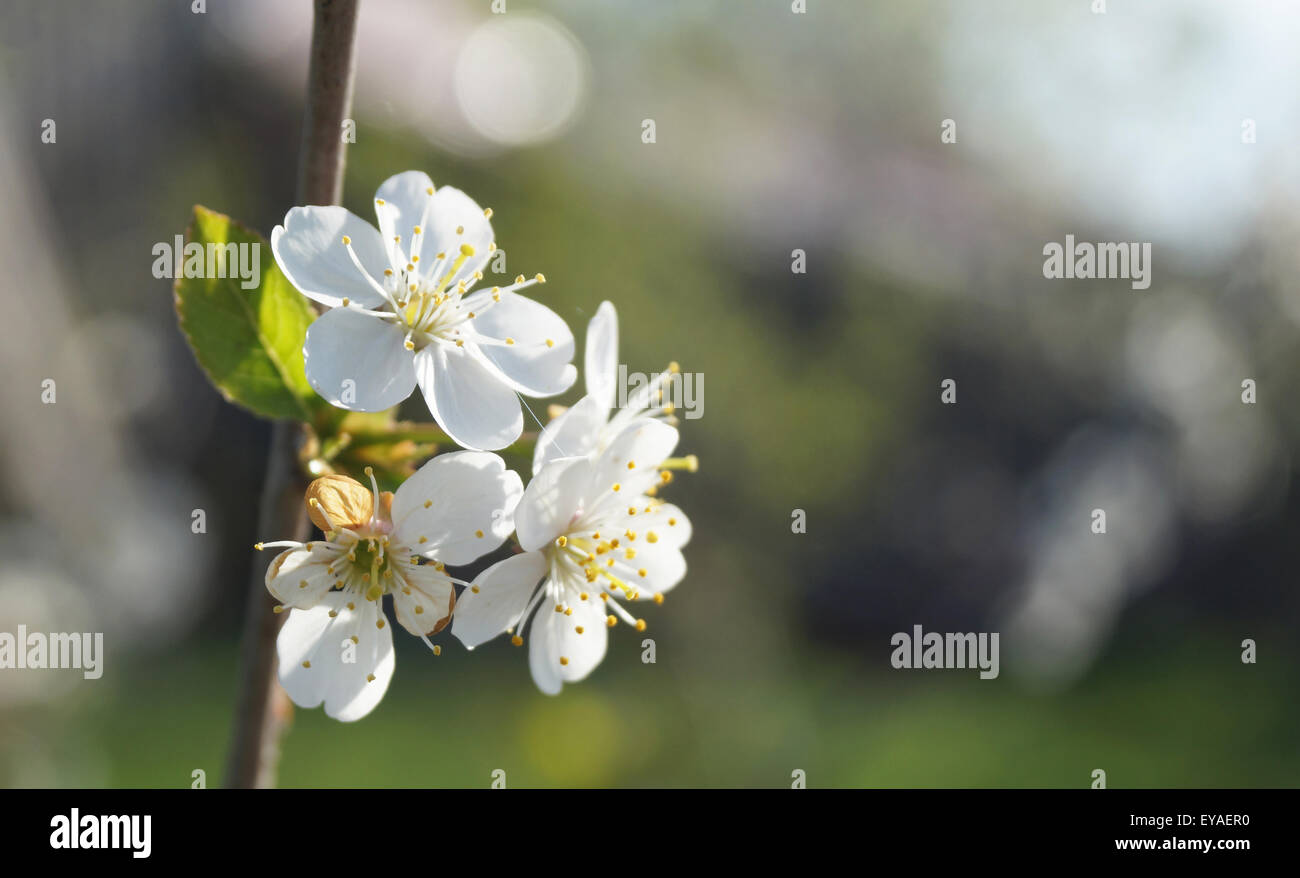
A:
[{"xmin": 263, "ymin": 173, "xmax": 695, "ymax": 720}]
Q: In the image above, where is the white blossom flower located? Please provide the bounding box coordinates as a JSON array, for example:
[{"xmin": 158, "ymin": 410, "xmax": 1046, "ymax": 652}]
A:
[
  {"xmin": 453, "ymin": 419, "xmax": 693, "ymax": 694},
  {"xmin": 271, "ymin": 170, "xmax": 577, "ymax": 451},
  {"xmin": 533, "ymin": 300, "xmax": 681, "ymax": 474},
  {"xmin": 258, "ymin": 452, "xmax": 522, "ymax": 721}
]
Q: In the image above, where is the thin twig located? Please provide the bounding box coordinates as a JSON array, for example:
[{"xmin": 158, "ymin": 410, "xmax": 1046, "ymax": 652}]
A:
[{"xmin": 224, "ymin": 0, "xmax": 360, "ymax": 789}]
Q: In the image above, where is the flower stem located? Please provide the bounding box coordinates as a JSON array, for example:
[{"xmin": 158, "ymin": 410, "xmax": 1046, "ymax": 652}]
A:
[{"xmin": 224, "ymin": 0, "xmax": 360, "ymax": 789}]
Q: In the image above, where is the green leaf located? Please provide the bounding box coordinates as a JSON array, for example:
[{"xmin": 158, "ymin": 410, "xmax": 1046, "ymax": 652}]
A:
[{"xmin": 173, "ymin": 205, "xmax": 319, "ymax": 420}]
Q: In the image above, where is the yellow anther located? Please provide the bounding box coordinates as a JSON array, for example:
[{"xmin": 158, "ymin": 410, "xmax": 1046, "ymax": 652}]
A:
[
  {"xmin": 302, "ymin": 660, "xmax": 311, "ymax": 668},
  {"xmin": 546, "ymin": 339, "xmax": 554, "ymax": 348},
  {"xmin": 627, "ymin": 461, "xmax": 636, "ymax": 470},
  {"xmin": 575, "ymin": 626, "xmax": 584, "ymax": 634},
  {"xmin": 273, "ymin": 605, "xmax": 284, "ymax": 614},
  {"xmin": 580, "ymin": 592, "xmax": 589, "ymax": 600},
  {"xmin": 425, "ymin": 187, "xmax": 433, "ymax": 195},
  {"xmin": 376, "ymin": 198, "xmax": 386, "ymax": 205},
  {"xmin": 367, "ymin": 673, "xmax": 376, "ymax": 682},
  {"xmin": 613, "ymin": 483, "xmax": 621, "ymax": 492},
  {"xmin": 607, "ymin": 615, "xmax": 617, "ymax": 627},
  {"xmin": 414, "ymin": 606, "xmax": 424, "ymax": 614},
  {"xmin": 483, "ymin": 207, "xmax": 493, "ymax": 218},
  {"xmin": 511, "ymin": 635, "xmax": 524, "ymax": 646},
  {"xmin": 471, "ymin": 585, "xmax": 480, "ymax": 594},
  {"xmin": 376, "ymin": 618, "xmax": 386, "ymax": 629},
  {"xmin": 459, "ymin": 243, "xmax": 475, "ymax": 256},
  {"xmin": 559, "ymin": 656, "xmax": 569, "ymax": 666},
  {"xmin": 475, "ymin": 529, "xmax": 484, "ymax": 538},
  {"xmin": 647, "ymin": 531, "xmax": 659, "ymax": 543},
  {"xmin": 456, "ymin": 225, "xmax": 465, "ymax": 235},
  {"xmin": 668, "ymin": 517, "xmax": 677, "ymax": 526},
  {"xmin": 433, "ymin": 645, "xmax": 442, "ymax": 656},
  {"xmin": 413, "ymin": 225, "xmax": 422, "ymax": 234},
  {"xmin": 534, "ymin": 273, "xmax": 546, "ymax": 284},
  {"xmin": 515, "ymin": 274, "xmax": 525, "ymax": 284},
  {"xmin": 637, "ymin": 568, "xmax": 648, "ymax": 578},
  {"xmin": 653, "ymin": 593, "xmax": 664, "ymax": 605},
  {"xmin": 341, "ymin": 235, "xmax": 351, "ymax": 245},
  {"xmin": 423, "ymin": 499, "xmax": 432, "ymax": 508},
  {"xmin": 635, "ymin": 619, "xmax": 647, "ymax": 631},
  {"xmin": 505, "ymin": 337, "xmax": 515, "ymax": 345}
]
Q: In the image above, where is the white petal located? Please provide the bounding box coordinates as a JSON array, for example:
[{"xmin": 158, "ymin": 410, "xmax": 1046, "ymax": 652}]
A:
[
  {"xmin": 276, "ymin": 593, "xmax": 395, "ymax": 722},
  {"xmin": 585, "ymin": 301, "xmax": 619, "ymax": 410},
  {"xmin": 635, "ymin": 503, "xmax": 692, "ymax": 550},
  {"xmin": 471, "ymin": 292, "xmax": 577, "ymax": 397},
  {"xmin": 623, "ymin": 540, "xmax": 688, "ymax": 596},
  {"xmin": 528, "ymin": 592, "xmax": 608, "ymax": 695},
  {"xmin": 390, "ymin": 450, "xmax": 523, "ymax": 565},
  {"xmin": 389, "ymin": 560, "xmax": 456, "ymax": 637},
  {"xmin": 585, "ymin": 420, "xmax": 680, "ymax": 512},
  {"xmin": 304, "ymin": 307, "xmax": 417, "ymax": 412},
  {"xmin": 515, "ymin": 456, "xmax": 591, "ymax": 552},
  {"xmin": 271, "ymin": 206, "xmax": 390, "ymax": 309},
  {"xmin": 403, "ymin": 186, "xmax": 493, "ymax": 285},
  {"xmin": 264, "ymin": 546, "xmax": 338, "ymax": 610},
  {"xmin": 452, "ymin": 551, "xmax": 547, "ymax": 649},
  {"xmin": 532, "ymin": 394, "xmax": 607, "ymax": 475},
  {"xmin": 414, "ymin": 343, "xmax": 523, "ymax": 451},
  {"xmin": 373, "ymin": 171, "xmax": 436, "ymax": 266}
]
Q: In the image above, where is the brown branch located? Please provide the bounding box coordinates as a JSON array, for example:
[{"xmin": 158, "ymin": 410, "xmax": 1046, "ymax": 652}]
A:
[{"xmin": 224, "ymin": 0, "xmax": 360, "ymax": 789}]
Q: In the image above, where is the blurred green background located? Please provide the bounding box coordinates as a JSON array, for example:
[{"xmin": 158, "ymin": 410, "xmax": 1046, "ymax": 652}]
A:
[{"xmin": 1, "ymin": 0, "xmax": 1298, "ymax": 787}]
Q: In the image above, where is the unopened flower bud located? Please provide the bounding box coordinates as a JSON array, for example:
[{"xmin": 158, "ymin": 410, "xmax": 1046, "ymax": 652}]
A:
[{"xmin": 305, "ymin": 474, "xmax": 373, "ymax": 532}]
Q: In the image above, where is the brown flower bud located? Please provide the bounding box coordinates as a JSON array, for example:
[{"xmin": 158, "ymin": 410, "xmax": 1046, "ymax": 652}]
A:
[{"xmin": 304, "ymin": 474, "xmax": 373, "ymax": 532}]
